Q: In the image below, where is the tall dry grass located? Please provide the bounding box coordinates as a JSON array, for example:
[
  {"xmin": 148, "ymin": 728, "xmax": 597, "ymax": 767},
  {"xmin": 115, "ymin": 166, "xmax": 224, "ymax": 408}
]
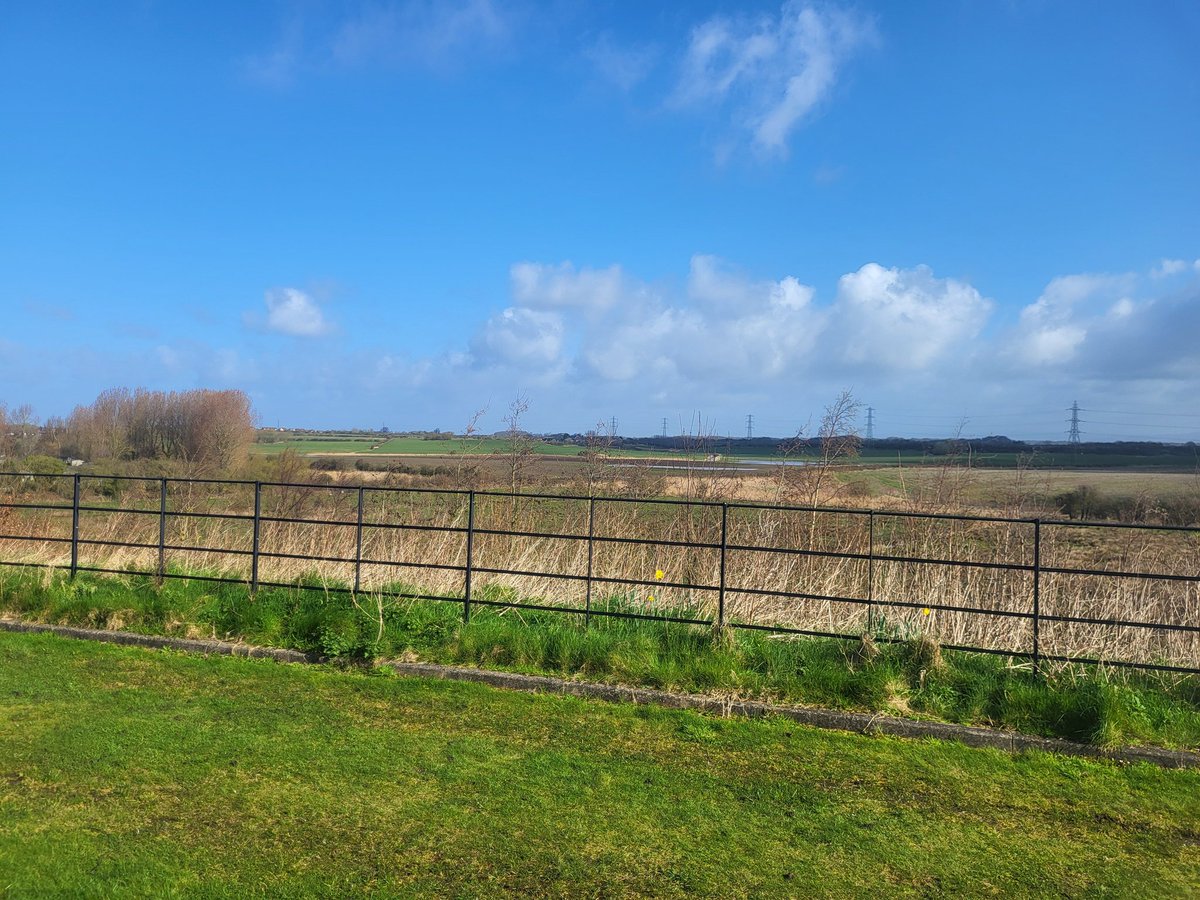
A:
[{"xmin": 0, "ymin": 470, "xmax": 1196, "ymax": 670}]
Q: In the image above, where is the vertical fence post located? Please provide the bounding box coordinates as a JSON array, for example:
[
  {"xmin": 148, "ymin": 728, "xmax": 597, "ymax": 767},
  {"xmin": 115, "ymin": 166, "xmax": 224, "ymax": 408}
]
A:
[
  {"xmin": 251, "ymin": 481, "xmax": 262, "ymax": 594},
  {"xmin": 157, "ymin": 478, "xmax": 167, "ymax": 584},
  {"xmin": 1032, "ymin": 518, "xmax": 1041, "ymax": 675},
  {"xmin": 585, "ymin": 497, "xmax": 595, "ymax": 628},
  {"xmin": 463, "ymin": 491, "xmax": 475, "ymax": 623},
  {"xmin": 866, "ymin": 510, "xmax": 875, "ymax": 634},
  {"xmin": 717, "ymin": 503, "xmax": 728, "ymax": 630},
  {"xmin": 354, "ymin": 486, "xmax": 365, "ymax": 594},
  {"xmin": 69, "ymin": 473, "xmax": 80, "ymax": 578}
]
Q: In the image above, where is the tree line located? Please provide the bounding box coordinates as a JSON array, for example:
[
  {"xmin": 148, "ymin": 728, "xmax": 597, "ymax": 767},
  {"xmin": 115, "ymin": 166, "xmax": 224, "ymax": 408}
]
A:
[{"xmin": 2, "ymin": 388, "xmax": 256, "ymax": 472}]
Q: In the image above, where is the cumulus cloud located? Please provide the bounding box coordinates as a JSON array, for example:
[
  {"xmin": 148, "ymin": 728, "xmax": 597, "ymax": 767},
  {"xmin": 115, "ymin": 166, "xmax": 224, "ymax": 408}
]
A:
[
  {"xmin": 673, "ymin": 1, "xmax": 875, "ymax": 155},
  {"xmin": 471, "ymin": 307, "xmax": 564, "ymax": 368},
  {"xmin": 829, "ymin": 263, "xmax": 991, "ymax": 370},
  {"xmin": 510, "ymin": 262, "xmax": 628, "ymax": 313},
  {"xmin": 1008, "ymin": 273, "xmax": 1134, "ymax": 366},
  {"xmin": 1002, "ymin": 264, "xmax": 1200, "ymax": 381},
  {"xmin": 688, "ymin": 254, "xmax": 814, "ymax": 312},
  {"xmin": 481, "ymin": 254, "xmax": 825, "ymax": 386},
  {"xmin": 258, "ymin": 287, "xmax": 331, "ymax": 337},
  {"xmin": 465, "ymin": 256, "xmax": 1004, "ymax": 390}
]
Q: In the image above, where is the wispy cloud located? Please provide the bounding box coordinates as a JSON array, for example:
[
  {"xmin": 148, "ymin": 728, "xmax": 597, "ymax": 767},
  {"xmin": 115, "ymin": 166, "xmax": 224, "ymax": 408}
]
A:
[
  {"xmin": 244, "ymin": 0, "xmax": 515, "ymax": 86},
  {"xmin": 1151, "ymin": 257, "xmax": 1200, "ymax": 279},
  {"xmin": 672, "ymin": 1, "xmax": 875, "ymax": 156},
  {"xmin": 331, "ymin": 0, "xmax": 511, "ymax": 71},
  {"xmin": 584, "ymin": 34, "xmax": 658, "ymax": 92}
]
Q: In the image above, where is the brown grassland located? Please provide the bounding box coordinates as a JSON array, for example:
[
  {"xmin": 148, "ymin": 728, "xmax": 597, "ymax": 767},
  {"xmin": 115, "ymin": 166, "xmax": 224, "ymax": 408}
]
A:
[{"xmin": 2, "ymin": 450, "xmax": 1197, "ymax": 672}]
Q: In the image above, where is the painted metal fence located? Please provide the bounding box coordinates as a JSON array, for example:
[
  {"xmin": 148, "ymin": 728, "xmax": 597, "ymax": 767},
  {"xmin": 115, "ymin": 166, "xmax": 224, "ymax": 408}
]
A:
[{"xmin": 0, "ymin": 471, "xmax": 1196, "ymax": 675}]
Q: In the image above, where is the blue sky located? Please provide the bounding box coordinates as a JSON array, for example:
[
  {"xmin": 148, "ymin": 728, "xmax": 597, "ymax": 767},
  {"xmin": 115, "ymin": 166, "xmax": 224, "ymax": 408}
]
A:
[{"xmin": 2, "ymin": 1, "xmax": 1199, "ymax": 440}]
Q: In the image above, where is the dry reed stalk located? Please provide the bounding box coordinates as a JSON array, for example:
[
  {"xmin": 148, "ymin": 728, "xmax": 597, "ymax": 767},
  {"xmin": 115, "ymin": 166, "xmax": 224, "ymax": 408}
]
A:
[{"xmin": 1, "ymin": 476, "xmax": 1196, "ymax": 669}]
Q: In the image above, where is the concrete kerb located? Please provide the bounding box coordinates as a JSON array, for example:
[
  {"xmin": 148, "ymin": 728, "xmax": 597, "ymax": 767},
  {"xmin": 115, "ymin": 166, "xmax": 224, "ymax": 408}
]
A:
[{"xmin": 3, "ymin": 617, "xmax": 1197, "ymax": 770}]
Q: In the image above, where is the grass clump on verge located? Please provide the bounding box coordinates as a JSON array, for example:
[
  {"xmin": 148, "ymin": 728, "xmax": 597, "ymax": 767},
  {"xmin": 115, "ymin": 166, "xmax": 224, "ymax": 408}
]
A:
[{"xmin": 1, "ymin": 568, "xmax": 1198, "ymax": 750}]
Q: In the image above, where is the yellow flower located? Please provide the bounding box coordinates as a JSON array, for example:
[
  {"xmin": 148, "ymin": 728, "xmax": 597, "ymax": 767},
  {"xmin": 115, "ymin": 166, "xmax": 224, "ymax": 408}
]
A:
[
  {"xmin": 648, "ymin": 594, "xmax": 656, "ymax": 603},
  {"xmin": 655, "ymin": 569, "xmax": 664, "ymax": 580},
  {"xmin": 921, "ymin": 607, "xmax": 931, "ymax": 616}
]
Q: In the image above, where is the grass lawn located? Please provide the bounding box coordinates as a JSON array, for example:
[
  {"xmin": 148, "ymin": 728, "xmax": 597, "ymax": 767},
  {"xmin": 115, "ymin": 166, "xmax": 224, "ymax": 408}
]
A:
[
  {"xmin": 1, "ymin": 631, "xmax": 1198, "ymax": 897},
  {"xmin": 4, "ymin": 570, "xmax": 1199, "ymax": 752}
]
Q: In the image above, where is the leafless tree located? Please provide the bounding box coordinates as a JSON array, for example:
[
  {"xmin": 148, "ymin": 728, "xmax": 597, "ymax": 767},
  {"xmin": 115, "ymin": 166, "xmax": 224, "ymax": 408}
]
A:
[{"xmin": 777, "ymin": 390, "xmax": 863, "ymax": 508}]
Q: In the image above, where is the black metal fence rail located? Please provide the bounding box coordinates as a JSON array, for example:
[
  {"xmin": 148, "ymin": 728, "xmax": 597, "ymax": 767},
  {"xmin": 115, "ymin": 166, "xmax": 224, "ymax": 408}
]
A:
[{"xmin": 0, "ymin": 471, "xmax": 1197, "ymax": 675}]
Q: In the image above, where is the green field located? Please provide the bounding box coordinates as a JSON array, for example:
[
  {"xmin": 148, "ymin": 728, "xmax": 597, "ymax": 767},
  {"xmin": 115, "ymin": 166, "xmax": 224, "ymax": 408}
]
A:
[
  {"xmin": 254, "ymin": 435, "xmax": 675, "ymax": 459},
  {"xmin": 374, "ymin": 436, "xmax": 588, "ymax": 456},
  {"xmin": 2, "ymin": 630, "xmax": 1198, "ymax": 897},
  {"xmin": 253, "ymin": 438, "xmax": 382, "ymax": 455}
]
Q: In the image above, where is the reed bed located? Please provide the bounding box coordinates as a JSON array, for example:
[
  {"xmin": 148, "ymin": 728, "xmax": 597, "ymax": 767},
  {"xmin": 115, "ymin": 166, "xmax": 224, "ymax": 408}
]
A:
[{"xmin": 1, "ymin": 472, "xmax": 1196, "ymax": 671}]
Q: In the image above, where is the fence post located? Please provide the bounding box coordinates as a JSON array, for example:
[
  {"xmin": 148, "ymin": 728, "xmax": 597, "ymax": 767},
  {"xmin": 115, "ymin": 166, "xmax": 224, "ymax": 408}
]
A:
[
  {"xmin": 354, "ymin": 486, "xmax": 365, "ymax": 594},
  {"xmin": 463, "ymin": 491, "xmax": 475, "ymax": 623},
  {"xmin": 1032, "ymin": 518, "xmax": 1041, "ymax": 675},
  {"xmin": 251, "ymin": 481, "xmax": 262, "ymax": 594},
  {"xmin": 717, "ymin": 503, "xmax": 728, "ymax": 629},
  {"xmin": 585, "ymin": 497, "xmax": 595, "ymax": 628},
  {"xmin": 70, "ymin": 473, "xmax": 80, "ymax": 579},
  {"xmin": 866, "ymin": 510, "xmax": 875, "ymax": 634},
  {"xmin": 157, "ymin": 478, "xmax": 167, "ymax": 584}
]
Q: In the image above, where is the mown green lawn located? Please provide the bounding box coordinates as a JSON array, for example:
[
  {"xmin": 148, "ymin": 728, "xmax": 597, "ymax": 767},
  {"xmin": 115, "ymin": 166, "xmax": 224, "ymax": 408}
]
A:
[{"xmin": 1, "ymin": 631, "xmax": 1198, "ymax": 897}]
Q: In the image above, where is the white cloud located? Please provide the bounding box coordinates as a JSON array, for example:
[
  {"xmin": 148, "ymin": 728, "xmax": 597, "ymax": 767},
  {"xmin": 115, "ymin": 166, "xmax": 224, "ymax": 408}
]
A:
[
  {"xmin": 1152, "ymin": 258, "xmax": 1188, "ymax": 279},
  {"xmin": 261, "ymin": 287, "xmax": 331, "ymax": 337},
  {"xmin": 510, "ymin": 262, "xmax": 628, "ymax": 313},
  {"xmin": 1009, "ymin": 273, "xmax": 1133, "ymax": 366},
  {"xmin": 674, "ymin": 1, "xmax": 874, "ymax": 155},
  {"xmin": 688, "ymin": 254, "xmax": 815, "ymax": 312},
  {"xmin": 246, "ymin": 0, "xmax": 513, "ymax": 85},
  {"xmin": 471, "ymin": 307, "xmax": 563, "ymax": 368},
  {"xmin": 471, "ymin": 256, "xmax": 1000, "ymax": 389},
  {"xmin": 585, "ymin": 35, "xmax": 658, "ymax": 91},
  {"xmin": 331, "ymin": 0, "xmax": 510, "ymax": 70},
  {"xmin": 501, "ymin": 254, "xmax": 823, "ymax": 385},
  {"xmin": 830, "ymin": 263, "xmax": 991, "ymax": 369},
  {"xmin": 243, "ymin": 18, "xmax": 305, "ymax": 87}
]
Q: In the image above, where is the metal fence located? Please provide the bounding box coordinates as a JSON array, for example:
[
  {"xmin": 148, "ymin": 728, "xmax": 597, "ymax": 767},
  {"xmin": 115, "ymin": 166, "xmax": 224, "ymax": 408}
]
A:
[{"xmin": 0, "ymin": 471, "xmax": 1197, "ymax": 675}]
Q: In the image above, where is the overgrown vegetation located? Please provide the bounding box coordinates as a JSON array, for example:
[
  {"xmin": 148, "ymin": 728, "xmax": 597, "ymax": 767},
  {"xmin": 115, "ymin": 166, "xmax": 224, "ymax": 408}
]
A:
[
  {"xmin": 2, "ymin": 569, "xmax": 1197, "ymax": 750},
  {"xmin": 2, "ymin": 388, "xmax": 256, "ymax": 473}
]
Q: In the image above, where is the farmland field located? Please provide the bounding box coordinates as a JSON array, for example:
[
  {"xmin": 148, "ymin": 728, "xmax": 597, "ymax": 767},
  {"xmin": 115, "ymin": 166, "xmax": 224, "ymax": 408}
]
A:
[
  {"xmin": 254, "ymin": 435, "xmax": 671, "ymax": 458},
  {"xmin": 253, "ymin": 433, "xmax": 1200, "ymax": 475},
  {"xmin": 253, "ymin": 438, "xmax": 382, "ymax": 455}
]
